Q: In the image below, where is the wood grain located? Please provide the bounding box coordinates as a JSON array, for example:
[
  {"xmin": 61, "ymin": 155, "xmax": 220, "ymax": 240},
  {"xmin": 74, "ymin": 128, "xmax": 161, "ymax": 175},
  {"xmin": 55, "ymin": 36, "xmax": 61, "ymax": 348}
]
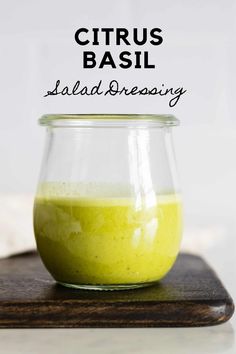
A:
[{"xmin": 0, "ymin": 252, "xmax": 234, "ymax": 328}]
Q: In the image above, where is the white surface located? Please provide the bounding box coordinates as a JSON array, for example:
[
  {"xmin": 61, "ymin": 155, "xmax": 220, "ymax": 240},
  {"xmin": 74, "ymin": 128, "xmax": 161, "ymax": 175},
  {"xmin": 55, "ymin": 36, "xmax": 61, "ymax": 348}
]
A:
[
  {"xmin": 0, "ymin": 195, "xmax": 35, "ymax": 258},
  {"xmin": 0, "ymin": 325, "xmax": 234, "ymax": 354}
]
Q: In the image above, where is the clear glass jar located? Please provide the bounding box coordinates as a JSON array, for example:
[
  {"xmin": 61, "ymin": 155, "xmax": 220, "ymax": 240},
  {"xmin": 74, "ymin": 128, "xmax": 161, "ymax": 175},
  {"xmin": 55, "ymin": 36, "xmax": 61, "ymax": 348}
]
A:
[{"xmin": 33, "ymin": 114, "xmax": 182, "ymax": 290}]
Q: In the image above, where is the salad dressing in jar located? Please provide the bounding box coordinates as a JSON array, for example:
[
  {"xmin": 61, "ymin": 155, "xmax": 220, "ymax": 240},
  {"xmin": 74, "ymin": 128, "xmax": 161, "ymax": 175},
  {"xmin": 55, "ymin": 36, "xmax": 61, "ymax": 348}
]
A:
[{"xmin": 34, "ymin": 114, "xmax": 182, "ymax": 290}]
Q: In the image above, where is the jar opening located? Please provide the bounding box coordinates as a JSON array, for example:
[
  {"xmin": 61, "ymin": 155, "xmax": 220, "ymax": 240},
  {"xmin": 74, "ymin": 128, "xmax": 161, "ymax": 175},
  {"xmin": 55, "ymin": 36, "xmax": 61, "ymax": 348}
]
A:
[{"xmin": 39, "ymin": 114, "xmax": 179, "ymax": 128}]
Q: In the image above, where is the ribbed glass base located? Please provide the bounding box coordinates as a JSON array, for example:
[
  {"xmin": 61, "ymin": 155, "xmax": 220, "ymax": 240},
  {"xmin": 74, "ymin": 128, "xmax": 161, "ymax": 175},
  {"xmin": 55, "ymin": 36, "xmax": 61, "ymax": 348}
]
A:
[{"xmin": 57, "ymin": 281, "xmax": 155, "ymax": 291}]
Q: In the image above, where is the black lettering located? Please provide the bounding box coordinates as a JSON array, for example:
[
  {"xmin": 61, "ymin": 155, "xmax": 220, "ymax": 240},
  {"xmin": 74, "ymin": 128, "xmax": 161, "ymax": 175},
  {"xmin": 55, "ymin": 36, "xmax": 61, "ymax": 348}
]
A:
[
  {"xmin": 149, "ymin": 87, "xmax": 158, "ymax": 95},
  {"xmin": 80, "ymin": 86, "xmax": 89, "ymax": 95},
  {"xmin": 44, "ymin": 79, "xmax": 187, "ymax": 108},
  {"xmin": 169, "ymin": 88, "xmax": 187, "ymax": 107},
  {"xmin": 92, "ymin": 28, "xmax": 99, "ymax": 45},
  {"xmin": 150, "ymin": 28, "xmax": 163, "ymax": 45},
  {"xmin": 105, "ymin": 80, "xmax": 119, "ymax": 95},
  {"xmin": 72, "ymin": 81, "xmax": 81, "ymax": 95},
  {"xmin": 130, "ymin": 86, "xmax": 139, "ymax": 95},
  {"xmin": 61, "ymin": 86, "xmax": 71, "ymax": 95},
  {"xmin": 119, "ymin": 51, "xmax": 132, "ymax": 69},
  {"xmin": 83, "ymin": 51, "xmax": 96, "ymax": 68},
  {"xmin": 144, "ymin": 51, "xmax": 155, "ymax": 69},
  {"xmin": 163, "ymin": 87, "xmax": 174, "ymax": 96},
  {"xmin": 74, "ymin": 28, "xmax": 89, "ymax": 45},
  {"xmin": 91, "ymin": 80, "xmax": 103, "ymax": 95},
  {"xmin": 101, "ymin": 28, "xmax": 114, "ymax": 45},
  {"xmin": 99, "ymin": 52, "xmax": 116, "ymax": 69},
  {"xmin": 134, "ymin": 51, "xmax": 142, "ymax": 68},
  {"xmin": 133, "ymin": 28, "xmax": 147, "ymax": 45},
  {"xmin": 116, "ymin": 28, "xmax": 130, "ymax": 45},
  {"xmin": 139, "ymin": 87, "xmax": 149, "ymax": 95},
  {"xmin": 44, "ymin": 80, "xmax": 60, "ymax": 97}
]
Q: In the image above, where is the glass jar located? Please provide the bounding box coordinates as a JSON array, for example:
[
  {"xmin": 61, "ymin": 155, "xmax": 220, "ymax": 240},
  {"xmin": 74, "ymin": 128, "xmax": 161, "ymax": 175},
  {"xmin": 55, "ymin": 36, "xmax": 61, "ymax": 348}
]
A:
[{"xmin": 33, "ymin": 114, "xmax": 182, "ymax": 290}]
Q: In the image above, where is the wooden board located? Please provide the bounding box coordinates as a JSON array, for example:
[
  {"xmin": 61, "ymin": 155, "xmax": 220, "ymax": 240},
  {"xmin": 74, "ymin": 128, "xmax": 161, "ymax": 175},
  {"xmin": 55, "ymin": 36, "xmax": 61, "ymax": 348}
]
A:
[{"xmin": 0, "ymin": 252, "xmax": 234, "ymax": 328}]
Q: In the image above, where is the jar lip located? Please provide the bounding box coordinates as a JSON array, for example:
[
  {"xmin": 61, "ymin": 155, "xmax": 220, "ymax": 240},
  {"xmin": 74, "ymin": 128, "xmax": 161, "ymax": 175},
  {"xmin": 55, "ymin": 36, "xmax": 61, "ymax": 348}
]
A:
[{"xmin": 39, "ymin": 114, "xmax": 179, "ymax": 127}]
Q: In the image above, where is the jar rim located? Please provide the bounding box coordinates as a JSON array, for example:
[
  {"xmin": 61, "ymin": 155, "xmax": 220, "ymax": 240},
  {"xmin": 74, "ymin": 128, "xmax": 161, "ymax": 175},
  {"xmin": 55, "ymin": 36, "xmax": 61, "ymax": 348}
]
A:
[{"xmin": 39, "ymin": 114, "xmax": 179, "ymax": 127}]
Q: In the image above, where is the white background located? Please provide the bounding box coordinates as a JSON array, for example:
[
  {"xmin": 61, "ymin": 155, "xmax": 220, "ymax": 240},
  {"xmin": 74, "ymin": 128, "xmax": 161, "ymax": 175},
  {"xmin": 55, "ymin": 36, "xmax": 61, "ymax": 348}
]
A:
[{"xmin": 0, "ymin": 1, "xmax": 236, "ymax": 353}]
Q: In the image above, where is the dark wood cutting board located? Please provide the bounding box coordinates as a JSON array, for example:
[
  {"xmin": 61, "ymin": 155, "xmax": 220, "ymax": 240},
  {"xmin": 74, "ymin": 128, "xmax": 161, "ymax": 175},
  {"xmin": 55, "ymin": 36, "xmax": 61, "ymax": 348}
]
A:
[{"xmin": 0, "ymin": 252, "xmax": 234, "ymax": 328}]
